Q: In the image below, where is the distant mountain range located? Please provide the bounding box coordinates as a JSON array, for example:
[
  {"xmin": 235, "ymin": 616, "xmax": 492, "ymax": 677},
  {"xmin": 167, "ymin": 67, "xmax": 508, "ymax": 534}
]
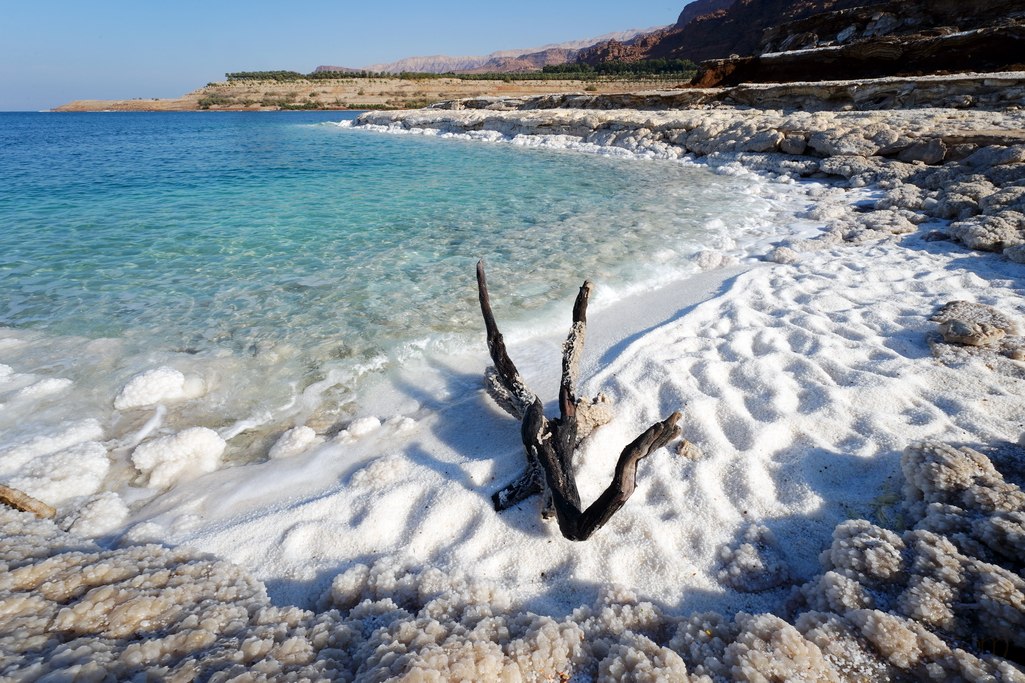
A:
[
  {"xmin": 314, "ymin": 27, "xmax": 664, "ymax": 75},
  {"xmin": 316, "ymin": 0, "xmax": 1025, "ymax": 79}
]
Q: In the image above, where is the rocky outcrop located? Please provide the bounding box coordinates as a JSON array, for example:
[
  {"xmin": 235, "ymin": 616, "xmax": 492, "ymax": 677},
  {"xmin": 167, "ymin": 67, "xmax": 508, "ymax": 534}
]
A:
[
  {"xmin": 579, "ymin": 0, "xmax": 892, "ymax": 64},
  {"xmin": 694, "ymin": 16, "xmax": 1025, "ymax": 86},
  {"xmin": 577, "ymin": 0, "xmax": 1025, "ymax": 87},
  {"xmin": 676, "ymin": 0, "xmax": 737, "ymax": 28}
]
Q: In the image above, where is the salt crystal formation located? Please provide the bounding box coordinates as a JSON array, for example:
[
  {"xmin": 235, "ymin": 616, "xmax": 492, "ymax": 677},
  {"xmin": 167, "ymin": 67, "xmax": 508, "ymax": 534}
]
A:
[
  {"xmin": 130, "ymin": 427, "xmax": 226, "ymax": 488},
  {"xmin": 716, "ymin": 524, "xmax": 791, "ymax": 593},
  {"xmin": 3, "ymin": 439, "xmax": 1023, "ymax": 680},
  {"xmin": 113, "ymin": 366, "xmax": 206, "ymax": 410},
  {"xmin": 929, "ymin": 301, "xmax": 1025, "ymax": 379}
]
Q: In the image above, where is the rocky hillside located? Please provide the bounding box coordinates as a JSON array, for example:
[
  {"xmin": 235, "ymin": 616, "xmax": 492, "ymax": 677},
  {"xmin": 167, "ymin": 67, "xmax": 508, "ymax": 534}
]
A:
[
  {"xmin": 694, "ymin": 0, "xmax": 1025, "ymax": 85},
  {"xmin": 675, "ymin": 0, "xmax": 736, "ymax": 29},
  {"xmin": 575, "ymin": 0, "xmax": 1025, "ymax": 85}
]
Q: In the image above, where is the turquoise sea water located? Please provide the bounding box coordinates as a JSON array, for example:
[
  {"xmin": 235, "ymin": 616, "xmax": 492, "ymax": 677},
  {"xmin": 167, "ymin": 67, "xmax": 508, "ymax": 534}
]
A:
[{"xmin": 0, "ymin": 111, "xmax": 791, "ymax": 448}]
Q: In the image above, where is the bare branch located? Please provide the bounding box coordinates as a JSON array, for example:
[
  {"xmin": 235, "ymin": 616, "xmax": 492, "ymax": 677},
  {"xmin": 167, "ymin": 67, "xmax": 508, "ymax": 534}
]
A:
[
  {"xmin": 0, "ymin": 483, "xmax": 56, "ymax": 519},
  {"xmin": 477, "ymin": 263, "xmax": 682, "ymax": 540},
  {"xmin": 477, "ymin": 260, "xmax": 536, "ymax": 417}
]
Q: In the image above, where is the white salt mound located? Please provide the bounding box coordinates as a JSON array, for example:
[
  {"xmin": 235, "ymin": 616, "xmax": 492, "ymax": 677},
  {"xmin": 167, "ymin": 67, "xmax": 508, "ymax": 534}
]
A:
[
  {"xmin": 59, "ymin": 492, "xmax": 129, "ymax": 538},
  {"xmin": 268, "ymin": 426, "xmax": 320, "ymax": 459},
  {"xmin": 131, "ymin": 427, "xmax": 226, "ymax": 488},
  {"xmin": 3, "ymin": 441, "xmax": 109, "ymax": 507},
  {"xmin": 113, "ymin": 366, "xmax": 205, "ymax": 410},
  {"xmin": 346, "ymin": 416, "xmax": 381, "ymax": 438},
  {"xmin": 13, "ymin": 377, "xmax": 72, "ymax": 400}
]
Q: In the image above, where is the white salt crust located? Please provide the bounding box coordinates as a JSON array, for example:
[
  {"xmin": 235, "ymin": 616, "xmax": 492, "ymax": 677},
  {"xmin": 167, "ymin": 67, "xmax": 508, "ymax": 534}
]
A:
[
  {"xmin": 114, "ymin": 366, "xmax": 206, "ymax": 410},
  {"xmin": 2, "ymin": 440, "xmax": 1024, "ymax": 680},
  {"xmin": 131, "ymin": 427, "xmax": 226, "ymax": 489}
]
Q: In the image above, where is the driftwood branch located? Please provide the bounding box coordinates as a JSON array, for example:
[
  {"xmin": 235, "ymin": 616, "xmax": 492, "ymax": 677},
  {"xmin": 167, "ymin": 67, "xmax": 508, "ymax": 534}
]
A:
[
  {"xmin": 477, "ymin": 260, "xmax": 682, "ymax": 541},
  {"xmin": 0, "ymin": 483, "xmax": 56, "ymax": 519}
]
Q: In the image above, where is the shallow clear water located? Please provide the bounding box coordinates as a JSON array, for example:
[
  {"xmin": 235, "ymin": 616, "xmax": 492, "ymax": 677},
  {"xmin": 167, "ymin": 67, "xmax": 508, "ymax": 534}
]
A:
[{"xmin": 0, "ymin": 111, "xmax": 792, "ymax": 451}]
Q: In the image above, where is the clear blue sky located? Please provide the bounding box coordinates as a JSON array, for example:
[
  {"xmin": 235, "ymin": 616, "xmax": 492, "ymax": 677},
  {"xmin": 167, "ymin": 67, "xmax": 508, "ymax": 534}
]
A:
[{"xmin": 0, "ymin": 1, "xmax": 685, "ymax": 111}]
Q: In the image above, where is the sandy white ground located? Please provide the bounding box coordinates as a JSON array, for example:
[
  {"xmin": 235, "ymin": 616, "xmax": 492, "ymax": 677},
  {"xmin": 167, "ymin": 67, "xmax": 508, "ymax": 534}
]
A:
[
  {"xmin": 2, "ymin": 109, "xmax": 1023, "ymax": 625},
  {"xmin": 111, "ymin": 218, "xmax": 1024, "ymax": 621}
]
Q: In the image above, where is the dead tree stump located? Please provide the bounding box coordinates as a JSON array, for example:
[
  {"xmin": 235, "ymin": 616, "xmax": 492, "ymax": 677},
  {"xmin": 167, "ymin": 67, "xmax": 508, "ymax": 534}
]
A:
[{"xmin": 477, "ymin": 260, "xmax": 682, "ymax": 541}]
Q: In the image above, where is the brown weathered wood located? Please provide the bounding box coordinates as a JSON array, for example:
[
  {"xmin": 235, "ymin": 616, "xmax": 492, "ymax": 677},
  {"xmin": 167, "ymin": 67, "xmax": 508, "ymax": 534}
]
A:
[
  {"xmin": 0, "ymin": 483, "xmax": 56, "ymax": 519},
  {"xmin": 477, "ymin": 260, "xmax": 536, "ymax": 420},
  {"xmin": 477, "ymin": 261, "xmax": 681, "ymax": 540}
]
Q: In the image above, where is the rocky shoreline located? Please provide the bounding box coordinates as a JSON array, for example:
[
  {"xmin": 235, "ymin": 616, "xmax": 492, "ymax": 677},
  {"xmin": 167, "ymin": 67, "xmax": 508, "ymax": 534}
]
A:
[{"xmin": 355, "ymin": 73, "xmax": 1025, "ymax": 266}]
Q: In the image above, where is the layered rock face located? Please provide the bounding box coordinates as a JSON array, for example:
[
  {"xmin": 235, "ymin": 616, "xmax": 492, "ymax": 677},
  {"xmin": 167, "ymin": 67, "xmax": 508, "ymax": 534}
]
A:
[
  {"xmin": 579, "ymin": 0, "xmax": 892, "ymax": 65},
  {"xmin": 676, "ymin": 0, "xmax": 737, "ymax": 29},
  {"xmin": 694, "ymin": 0, "xmax": 1025, "ymax": 86},
  {"xmin": 579, "ymin": 0, "xmax": 1025, "ymax": 86}
]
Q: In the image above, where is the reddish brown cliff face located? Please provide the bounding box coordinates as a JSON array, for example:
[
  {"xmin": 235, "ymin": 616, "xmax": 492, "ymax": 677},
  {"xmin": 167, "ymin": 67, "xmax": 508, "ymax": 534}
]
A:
[{"xmin": 580, "ymin": 0, "xmax": 1025, "ymax": 86}]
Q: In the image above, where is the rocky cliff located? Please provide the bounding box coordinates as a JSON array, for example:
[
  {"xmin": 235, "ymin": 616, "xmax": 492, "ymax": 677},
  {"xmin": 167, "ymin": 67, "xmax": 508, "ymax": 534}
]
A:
[
  {"xmin": 693, "ymin": 0, "xmax": 1025, "ymax": 85},
  {"xmin": 675, "ymin": 0, "xmax": 736, "ymax": 29}
]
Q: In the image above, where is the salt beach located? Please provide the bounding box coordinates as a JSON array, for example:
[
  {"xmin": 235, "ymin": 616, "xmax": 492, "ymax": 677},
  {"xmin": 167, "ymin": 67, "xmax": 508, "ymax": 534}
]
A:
[{"xmin": 3, "ymin": 75, "xmax": 1025, "ymax": 679}]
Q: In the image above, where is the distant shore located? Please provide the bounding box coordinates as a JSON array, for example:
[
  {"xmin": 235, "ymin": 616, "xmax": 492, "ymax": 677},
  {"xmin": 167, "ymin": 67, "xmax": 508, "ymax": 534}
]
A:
[{"xmin": 52, "ymin": 76, "xmax": 691, "ymax": 112}]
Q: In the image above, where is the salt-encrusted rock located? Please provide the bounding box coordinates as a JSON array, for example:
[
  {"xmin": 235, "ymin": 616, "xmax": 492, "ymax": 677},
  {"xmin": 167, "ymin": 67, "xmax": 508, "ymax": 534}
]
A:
[
  {"xmin": 950, "ymin": 211, "xmax": 1025, "ymax": 252},
  {"xmin": 938, "ymin": 318, "xmax": 1007, "ymax": 347},
  {"xmin": 808, "ymin": 129, "xmax": 878, "ymax": 157},
  {"xmin": 1001, "ymin": 335, "xmax": 1025, "ymax": 361},
  {"xmin": 2, "ymin": 440, "xmax": 109, "ymax": 507},
  {"xmin": 1005, "ymin": 243, "xmax": 1025, "ymax": 263},
  {"xmin": 898, "ymin": 138, "xmax": 947, "ymax": 165},
  {"xmin": 717, "ymin": 524, "xmax": 791, "ymax": 592},
  {"xmin": 931, "ymin": 301, "xmax": 1019, "ymax": 334},
  {"xmin": 820, "ymin": 520, "xmax": 906, "ymax": 585},
  {"xmin": 795, "ymin": 611, "xmax": 897, "ymax": 682},
  {"xmin": 980, "ymin": 185, "xmax": 1025, "ymax": 215},
  {"xmin": 818, "ymin": 154, "xmax": 883, "ymax": 180},
  {"xmin": 668, "ymin": 612, "xmax": 736, "ymax": 680},
  {"xmin": 931, "ymin": 300, "xmax": 1020, "ymax": 344},
  {"xmin": 846, "ymin": 609, "xmax": 949, "ymax": 670},
  {"xmin": 965, "ymin": 145, "xmax": 1025, "ymax": 169},
  {"xmin": 902, "ymin": 441, "xmax": 1021, "ymax": 516},
  {"xmin": 131, "ymin": 427, "xmax": 226, "ymax": 488},
  {"xmin": 6, "ymin": 431, "xmax": 1025, "ymax": 681},
  {"xmin": 799, "ymin": 570, "xmax": 873, "ymax": 614},
  {"xmin": 874, "ymin": 184, "xmax": 924, "ymax": 211},
  {"xmin": 853, "ymin": 208, "xmax": 917, "ymax": 236},
  {"xmin": 725, "ymin": 612, "xmax": 841, "ymax": 682},
  {"xmin": 268, "ymin": 426, "xmax": 320, "ymax": 459},
  {"xmin": 113, "ymin": 366, "xmax": 205, "ymax": 410},
  {"xmin": 57, "ymin": 492, "xmax": 128, "ymax": 538},
  {"xmin": 779, "ymin": 134, "xmax": 807, "ymax": 155},
  {"xmin": 768, "ymin": 246, "xmax": 801, "ymax": 264},
  {"xmin": 739, "ymin": 128, "xmax": 784, "ymax": 153},
  {"xmin": 676, "ymin": 439, "xmax": 703, "ymax": 460}
]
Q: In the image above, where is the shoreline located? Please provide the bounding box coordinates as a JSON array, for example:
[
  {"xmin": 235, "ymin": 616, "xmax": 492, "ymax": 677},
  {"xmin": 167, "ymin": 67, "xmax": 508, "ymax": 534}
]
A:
[{"xmin": 4, "ymin": 77, "xmax": 1025, "ymax": 679}]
